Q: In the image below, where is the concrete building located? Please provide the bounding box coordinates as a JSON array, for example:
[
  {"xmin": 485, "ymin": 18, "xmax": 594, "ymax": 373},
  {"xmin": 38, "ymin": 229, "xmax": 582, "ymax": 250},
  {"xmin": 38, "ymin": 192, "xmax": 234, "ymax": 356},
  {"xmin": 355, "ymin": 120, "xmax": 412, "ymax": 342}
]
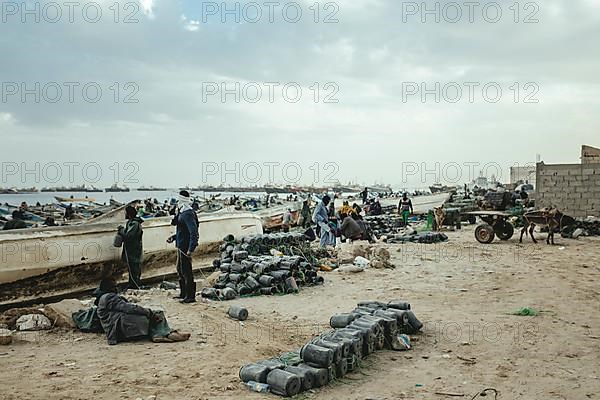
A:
[
  {"xmin": 510, "ymin": 166, "xmax": 537, "ymax": 187},
  {"xmin": 536, "ymin": 145, "xmax": 600, "ymax": 217},
  {"xmin": 581, "ymin": 145, "xmax": 600, "ymax": 164}
]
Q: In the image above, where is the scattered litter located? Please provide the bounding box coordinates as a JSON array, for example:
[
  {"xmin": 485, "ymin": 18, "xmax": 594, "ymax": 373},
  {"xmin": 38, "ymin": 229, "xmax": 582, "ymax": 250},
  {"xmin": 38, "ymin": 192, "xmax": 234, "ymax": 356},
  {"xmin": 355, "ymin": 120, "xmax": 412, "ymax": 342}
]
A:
[
  {"xmin": 336, "ymin": 265, "xmax": 366, "ymax": 273},
  {"xmin": 509, "ymin": 307, "xmax": 539, "ymax": 316},
  {"xmin": 16, "ymin": 314, "xmax": 52, "ymax": 331},
  {"xmin": 457, "ymin": 356, "xmax": 477, "ymax": 365},
  {"xmin": 353, "ymin": 256, "xmax": 370, "ymax": 268},
  {"xmin": 245, "ymin": 381, "xmax": 270, "ymax": 393},
  {"xmin": 397, "ymin": 334, "xmax": 411, "ymax": 350},
  {"xmin": 159, "ymin": 281, "xmax": 177, "ymax": 290}
]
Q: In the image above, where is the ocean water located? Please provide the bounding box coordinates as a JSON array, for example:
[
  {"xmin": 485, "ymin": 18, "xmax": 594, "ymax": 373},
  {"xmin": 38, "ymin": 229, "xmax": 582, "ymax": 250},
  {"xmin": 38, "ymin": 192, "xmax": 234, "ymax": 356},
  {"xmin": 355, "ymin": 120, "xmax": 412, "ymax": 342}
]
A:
[{"xmin": 0, "ymin": 190, "xmax": 272, "ymax": 206}]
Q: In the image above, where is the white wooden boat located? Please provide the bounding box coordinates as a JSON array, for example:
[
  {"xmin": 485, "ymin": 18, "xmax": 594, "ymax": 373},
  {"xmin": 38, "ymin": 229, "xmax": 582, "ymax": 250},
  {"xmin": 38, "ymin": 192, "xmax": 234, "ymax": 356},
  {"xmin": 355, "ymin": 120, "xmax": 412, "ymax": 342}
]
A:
[
  {"xmin": 0, "ymin": 211, "xmax": 262, "ymax": 285},
  {"xmin": 377, "ymin": 193, "xmax": 451, "ymax": 214},
  {"xmin": 54, "ymin": 196, "xmax": 96, "ymax": 203}
]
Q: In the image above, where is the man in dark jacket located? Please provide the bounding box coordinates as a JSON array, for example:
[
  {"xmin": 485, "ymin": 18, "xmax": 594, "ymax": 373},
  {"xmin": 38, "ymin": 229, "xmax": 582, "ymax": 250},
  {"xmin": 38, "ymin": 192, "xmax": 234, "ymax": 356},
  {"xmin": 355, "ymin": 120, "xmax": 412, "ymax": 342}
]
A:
[
  {"xmin": 300, "ymin": 200, "xmax": 311, "ymax": 228},
  {"xmin": 167, "ymin": 190, "xmax": 199, "ymax": 303},
  {"xmin": 118, "ymin": 205, "xmax": 144, "ymax": 290},
  {"xmin": 96, "ymin": 278, "xmax": 153, "ymax": 345},
  {"xmin": 95, "ymin": 278, "xmax": 189, "ymax": 345},
  {"xmin": 339, "ymin": 213, "xmax": 363, "ymax": 241}
]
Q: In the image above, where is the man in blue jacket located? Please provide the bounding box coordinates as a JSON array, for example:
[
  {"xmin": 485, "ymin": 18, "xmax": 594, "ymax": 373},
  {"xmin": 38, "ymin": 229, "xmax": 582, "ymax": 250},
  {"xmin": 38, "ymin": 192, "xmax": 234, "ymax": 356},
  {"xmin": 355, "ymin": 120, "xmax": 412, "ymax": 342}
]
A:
[{"xmin": 167, "ymin": 190, "xmax": 199, "ymax": 303}]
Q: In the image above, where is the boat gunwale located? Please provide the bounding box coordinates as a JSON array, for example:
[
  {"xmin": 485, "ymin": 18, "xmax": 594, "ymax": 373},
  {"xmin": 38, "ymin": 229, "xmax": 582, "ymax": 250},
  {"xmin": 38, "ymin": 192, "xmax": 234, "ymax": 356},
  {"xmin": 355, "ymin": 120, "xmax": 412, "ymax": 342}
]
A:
[{"xmin": 0, "ymin": 212, "xmax": 262, "ymax": 242}]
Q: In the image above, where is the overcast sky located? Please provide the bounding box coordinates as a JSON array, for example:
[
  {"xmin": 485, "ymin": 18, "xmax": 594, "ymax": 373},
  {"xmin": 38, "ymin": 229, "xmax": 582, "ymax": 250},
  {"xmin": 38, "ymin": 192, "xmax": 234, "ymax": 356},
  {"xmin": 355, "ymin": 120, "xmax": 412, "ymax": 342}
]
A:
[{"xmin": 1, "ymin": 0, "xmax": 599, "ymax": 190}]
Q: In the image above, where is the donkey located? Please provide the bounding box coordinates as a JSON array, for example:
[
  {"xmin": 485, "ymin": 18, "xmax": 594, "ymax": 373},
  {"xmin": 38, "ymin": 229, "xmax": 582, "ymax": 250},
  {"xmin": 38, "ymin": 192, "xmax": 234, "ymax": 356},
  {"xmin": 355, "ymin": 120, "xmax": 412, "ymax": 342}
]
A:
[
  {"xmin": 519, "ymin": 208, "xmax": 575, "ymax": 245},
  {"xmin": 433, "ymin": 206, "xmax": 446, "ymax": 231}
]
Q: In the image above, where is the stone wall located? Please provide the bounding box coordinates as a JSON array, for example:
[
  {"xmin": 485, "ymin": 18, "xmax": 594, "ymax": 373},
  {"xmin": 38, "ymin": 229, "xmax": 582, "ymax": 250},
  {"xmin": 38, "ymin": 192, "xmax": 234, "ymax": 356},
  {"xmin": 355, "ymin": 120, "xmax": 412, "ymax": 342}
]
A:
[{"xmin": 535, "ymin": 162, "xmax": 600, "ymax": 217}]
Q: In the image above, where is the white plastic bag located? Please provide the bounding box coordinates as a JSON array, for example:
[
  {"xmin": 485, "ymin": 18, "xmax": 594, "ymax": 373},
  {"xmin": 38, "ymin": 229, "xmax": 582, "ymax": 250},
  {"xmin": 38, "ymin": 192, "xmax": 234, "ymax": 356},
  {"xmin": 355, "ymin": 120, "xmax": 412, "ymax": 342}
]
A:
[{"xmin": 353, "ymin": 256, "xmax": 370, "ymax": 268}]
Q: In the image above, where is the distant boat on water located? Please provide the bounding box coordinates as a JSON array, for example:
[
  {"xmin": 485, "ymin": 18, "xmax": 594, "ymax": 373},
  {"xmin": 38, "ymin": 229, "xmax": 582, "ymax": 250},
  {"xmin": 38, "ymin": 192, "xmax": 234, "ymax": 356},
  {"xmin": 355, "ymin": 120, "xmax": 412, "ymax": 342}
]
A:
[
  {"xmin": 137, "ymin": 186, "xmax": 167, "ymax": 191},
  {"xmin": 41, "ymin": 185, "xmax": 103, "ymax": 193},
  {"xmin": 42, "ymin": 185, "xmax": 84, "ymax": 192},
  {"xmin": 264, "ymin": 184, "xmax": 301, "ymax": 194},
  {"xmin": 105, "ymin": 184, "xmax": 130, "ymax": 192}
]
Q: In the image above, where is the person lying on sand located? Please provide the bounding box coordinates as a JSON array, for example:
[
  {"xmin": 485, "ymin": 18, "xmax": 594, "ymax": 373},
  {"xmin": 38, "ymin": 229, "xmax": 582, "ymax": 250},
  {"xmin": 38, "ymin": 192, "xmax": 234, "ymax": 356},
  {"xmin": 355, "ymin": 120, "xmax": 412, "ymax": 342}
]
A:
[{"xmin": 95, "ymin": 278, "xmax": 190, "ymax": 345}]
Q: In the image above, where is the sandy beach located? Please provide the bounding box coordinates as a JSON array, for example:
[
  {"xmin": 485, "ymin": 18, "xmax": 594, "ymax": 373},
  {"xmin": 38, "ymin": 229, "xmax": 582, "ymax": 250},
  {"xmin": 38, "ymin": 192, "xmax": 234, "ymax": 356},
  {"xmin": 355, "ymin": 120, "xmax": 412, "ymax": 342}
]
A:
[{"xmin": 1, "ymin": 225, "xmax": 599, "ymax": 400}]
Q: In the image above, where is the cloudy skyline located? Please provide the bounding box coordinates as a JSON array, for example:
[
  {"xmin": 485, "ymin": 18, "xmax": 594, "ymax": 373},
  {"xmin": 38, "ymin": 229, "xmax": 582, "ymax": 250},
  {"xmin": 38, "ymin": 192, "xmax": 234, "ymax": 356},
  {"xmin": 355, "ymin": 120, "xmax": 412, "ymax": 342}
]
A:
[{"xmin": 1, "ymin": 0, "xmax": 599, "ymax": 190}]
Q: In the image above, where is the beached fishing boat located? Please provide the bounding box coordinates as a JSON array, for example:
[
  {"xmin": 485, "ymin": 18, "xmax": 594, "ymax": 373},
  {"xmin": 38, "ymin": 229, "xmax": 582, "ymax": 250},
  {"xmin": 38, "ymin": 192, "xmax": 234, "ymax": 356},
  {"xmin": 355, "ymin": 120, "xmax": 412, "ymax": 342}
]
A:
[
  {"xmin": 252, "ymin": 200, "xmax": 303, "ymax": 230},
  {"xmin": 54, "ymin": 196, "xmax": 96, "ymax": 203},
  {"xmin": 0, "ymin": 209, "xmax": 263, "ymax": 286},
  {"xmin": 377, "ymin": 192, "xmax": 451, "ymax": 214}
]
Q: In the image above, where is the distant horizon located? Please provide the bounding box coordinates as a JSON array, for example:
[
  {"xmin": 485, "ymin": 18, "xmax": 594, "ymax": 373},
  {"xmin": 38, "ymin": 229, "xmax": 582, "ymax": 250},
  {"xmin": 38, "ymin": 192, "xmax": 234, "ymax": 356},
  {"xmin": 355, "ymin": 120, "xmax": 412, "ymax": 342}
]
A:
[{"xmin": 0, "ymin": 157, "xmax": 554, "ymax": 190}]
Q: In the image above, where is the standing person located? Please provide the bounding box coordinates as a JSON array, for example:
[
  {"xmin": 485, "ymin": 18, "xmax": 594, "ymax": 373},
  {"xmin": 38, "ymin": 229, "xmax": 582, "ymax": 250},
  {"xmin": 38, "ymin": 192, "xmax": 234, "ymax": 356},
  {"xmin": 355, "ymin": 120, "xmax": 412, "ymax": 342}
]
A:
[
  {"xmin": 519, "ymin": 189, "xmax": 529, "ymax": 206},
  {"xmin": 282, "ymin": 208, "xmax": 292, "ymax": 233},
  {"xmin": 360, "ymin": 187, "xmax": 368, "ymax": 204},
  {"xmin": 167, "ymin": 190, "xmax": 199, "ymax": 304},
  {"xmin": 328, "ymin": 199, "xmax": 335, "ymax": 218},
  {"xmin": 118, "ymin": 205, "xmax": 144, "ymax": 290},
  {"xmin": 312, "ymin": 195, "xmax": 335, "ymax": 248},
  {"xmin": 398, "ymin": 192, "xmax": 414, "ymax": 226},
  {"xmin": 64, "ymin": 204, "xmax": 74, "ymax": 220},
  {"xmin": 300, "ymin": 200, "xmax": 311, "ymax": 228},
  {"xmin": 352, "ymin": 203, "xmax": 362, "ymax": 218}
]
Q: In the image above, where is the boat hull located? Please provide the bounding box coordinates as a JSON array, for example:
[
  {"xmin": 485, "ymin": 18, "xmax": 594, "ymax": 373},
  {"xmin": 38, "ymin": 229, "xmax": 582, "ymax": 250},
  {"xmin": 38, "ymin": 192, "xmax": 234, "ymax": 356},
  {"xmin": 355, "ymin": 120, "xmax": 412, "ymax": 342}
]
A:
[{"xmin": 0, "ymin": 212, "xmax": 263, "ymax": 285}]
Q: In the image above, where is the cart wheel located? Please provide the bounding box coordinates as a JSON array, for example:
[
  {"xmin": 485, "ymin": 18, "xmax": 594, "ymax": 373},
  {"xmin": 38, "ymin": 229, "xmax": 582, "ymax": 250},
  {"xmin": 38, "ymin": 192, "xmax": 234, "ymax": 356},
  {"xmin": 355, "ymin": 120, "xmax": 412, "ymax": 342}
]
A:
[
  {"xmin": 494, "ymin": 220, "xmax": 514, "ymax": 240},
  {"xmin": 475, "ymin": 224, "xmax": 495, "ymax": 244},
  {"xmin": 468, "ymin": 215, "xmax": 477, "ymax": 224}
]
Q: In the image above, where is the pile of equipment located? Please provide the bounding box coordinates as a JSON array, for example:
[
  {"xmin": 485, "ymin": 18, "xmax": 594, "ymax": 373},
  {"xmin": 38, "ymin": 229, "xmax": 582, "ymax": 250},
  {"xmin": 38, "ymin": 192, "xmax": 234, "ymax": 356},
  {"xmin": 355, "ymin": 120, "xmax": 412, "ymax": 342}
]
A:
[
  {"xmin": 239, "ymin": 299, "xmax": 423, "ymax": 397},
  {"xmin": 224, "ymin": 233, "xmax": 308, "ymax": 256},
  {"xmin": 386, "ymin": 232, "xmax": 449, "ymax": 244},
  {"xmin": 481, "ymin": 191, "xmax": 513, "ymax": 211},
  {"xmin": 562, "ymin": 216, "xmax": 600, "ymax": 238},
  {"xmin": 363, "ymin": 214, "xmax": 408, "ymax": 236},
  {"xmin": 203, "ymin": 234, "xmax": 324, "ymax": 300}
]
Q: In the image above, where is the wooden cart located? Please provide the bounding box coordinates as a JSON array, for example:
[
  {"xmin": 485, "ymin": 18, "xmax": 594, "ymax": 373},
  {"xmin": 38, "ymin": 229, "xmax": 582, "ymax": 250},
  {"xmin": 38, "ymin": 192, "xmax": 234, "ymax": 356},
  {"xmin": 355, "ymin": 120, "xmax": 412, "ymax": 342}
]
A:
[{"xmin": 464, "ymin": 211, "xmax": 515, "ymax": 244}]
